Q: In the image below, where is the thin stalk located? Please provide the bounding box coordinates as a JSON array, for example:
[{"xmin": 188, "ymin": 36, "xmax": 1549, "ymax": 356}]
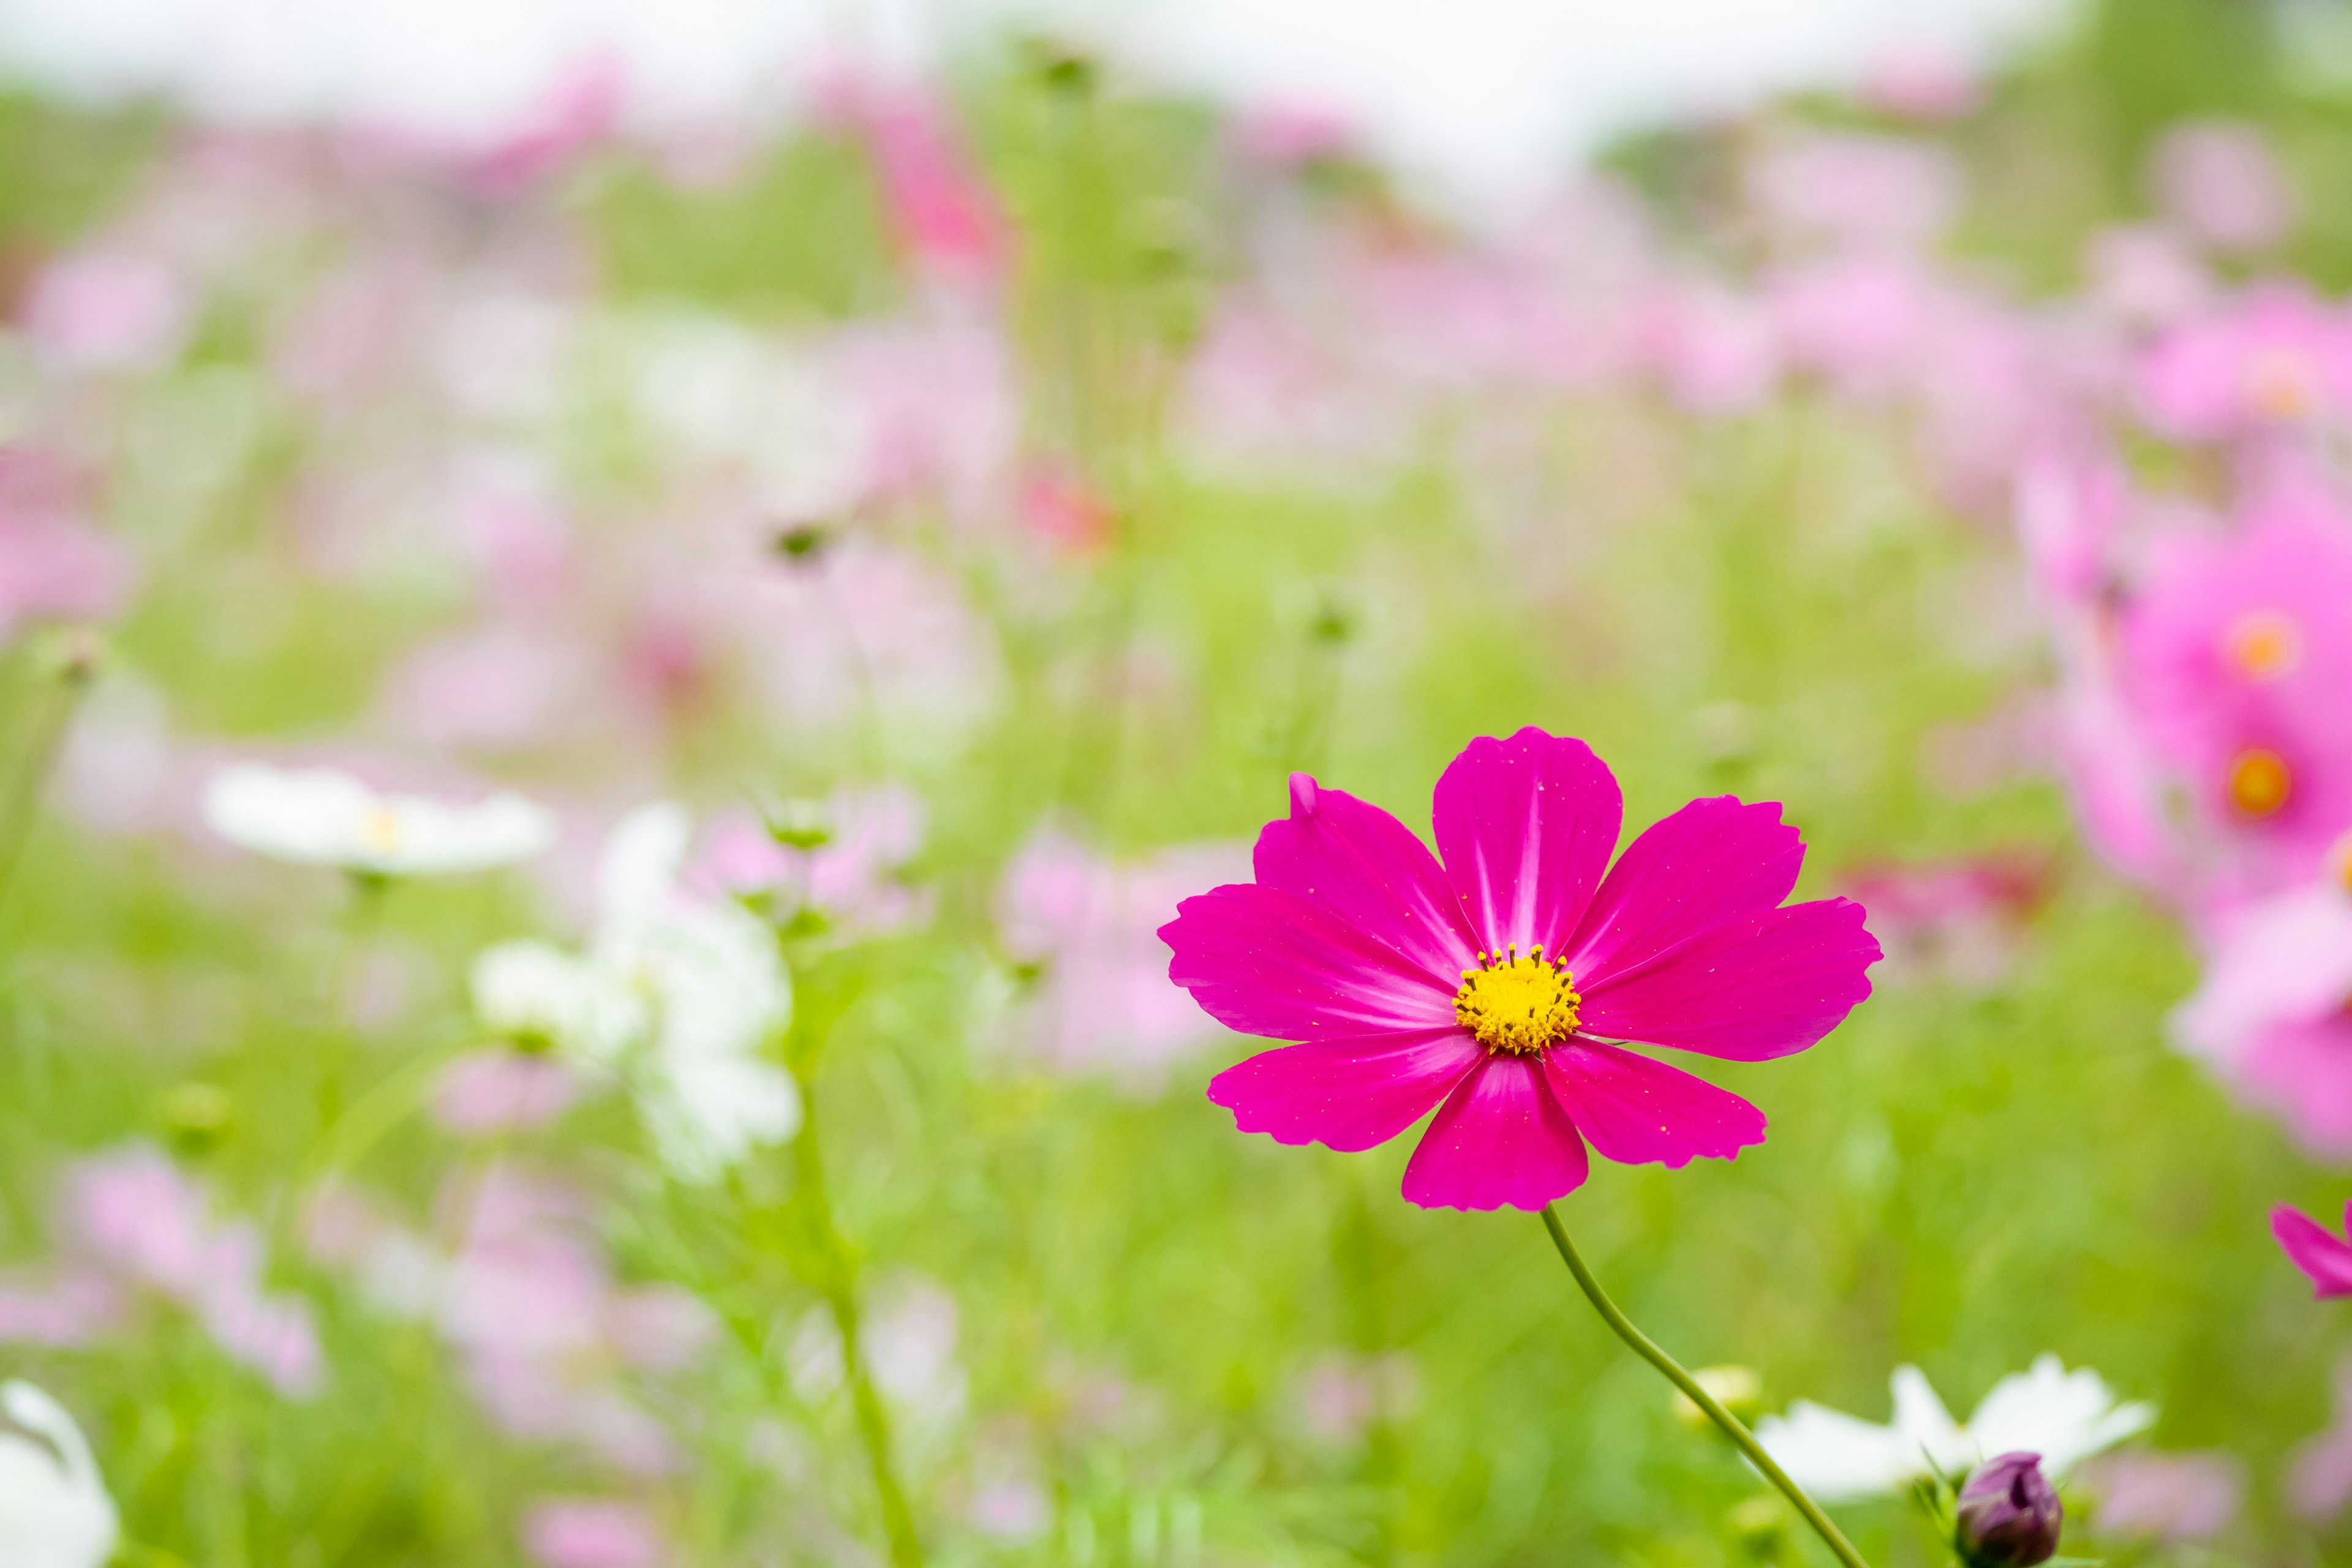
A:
[
  {"xmin": 1539, "ymin": 1205, "xmax": 1871, "ymax": 1568},
  {"xmin": 0, "ymin": 648, "xmax": 96, "ymax": 916},
  {"xmin": 794, "ymin": 1074, "xmax": 923, "ymax": 1568}
]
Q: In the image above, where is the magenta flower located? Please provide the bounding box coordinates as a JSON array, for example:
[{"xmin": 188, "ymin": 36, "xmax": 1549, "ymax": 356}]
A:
[
  {"xmin": 1161, "ymin": 729, "xmax": 1880, "ymax": 1210},
  {"xmin": 2275, "ymin": 1202, "xmax": 2352, "ymax": 1299}
]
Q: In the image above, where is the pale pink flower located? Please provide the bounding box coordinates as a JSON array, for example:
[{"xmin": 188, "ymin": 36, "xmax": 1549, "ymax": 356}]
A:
[
  {"xmin": 1018, "ymin": 466, "xmax": 1117, "ymax": 554},
  {"xmin": 0, "ymin": 451, "xmax": 132, "ymax": 643},
  {"xmin": 0, "ymin": 1273, "xmax": 123, "ymax": 1348},
  {"xmin": 1771, "ymin": 255, "xmax": 1940, "ymax": 393},
  {"xmin": 2290, "ymin": 1359, "xmax": 2352, "ymax": 1521},
  {"xmin": 695, "ymin": 785, "xmax": 929, "ymax": 937},
  {"xmin": 839, "ymin": 83, "xmax": 1004, "ymax": 282},
  {"xmin": 1747, "ymin": 133, "xmax": 1963, "ymax": 254},
  {"xmin": 1292, "ymin": 1351, "xmax": 1421, "ymax": 1443},
  {"xmin": 21, "ymin": 252, "xmax": 191, "ymax": 373},
  {"xmin": 431, "ymin": 1052, "xmax": 584, "ymax": 1136},
  {"xmin": 383, "ymin": 627, "xmax": 584, "ymax": 752},
  {"xmin": 994, "ymin": 827, "xmax": 1248, "ymax": 1090},
  {"xmin": 2138, "ymin": 285, "xmax": 2352, "ymax": 440},
  {"xmin": 522, "ymin": 1498, "xmax": 665, "ymax": 1568},
  {"xmin": 601, "ymin": 1286, "xmax": 718, "ymax": 1373},
  {"xmin": 2152, "ymin": 121, "xmax": 2296, "ymax": 254},
  {"xmin": 1235, "ymin": 103, "xmax": 1359, "ymax": 167},
  {"xmin": 1860, "ymin": 43, "xmax": 1983, "ymax": 121},
  {"xmin": 2080, "ymin": 1449, "xmax": 2242, "ymax": 1540},
  {"xmin": 62, "ymin": 1145, "xmax": 323, "ymax": 1395},
  {"xmin": 2171, "ymin": 880, "xmax": 2352, "ymax": 1159},
  {"xmin": 2084, "ymin": 226, "xmax": 2212, "ymax": 328},
  {"xmin": 1639, "ymin": 282, "xmax": 1780, "ymax": 413},
  {"xmin": 1844, "ymin": 856, "xmax": 2051, "ymax": 990},
  {"xmin": 968, "ymin": 1476, "xmax": 1052, "ymax": 1542}
]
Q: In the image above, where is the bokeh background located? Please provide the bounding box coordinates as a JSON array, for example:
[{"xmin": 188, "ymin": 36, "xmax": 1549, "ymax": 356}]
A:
[{"xmin": 2, "ymin": 0, "xmax": 2350, "ymax": 1562}]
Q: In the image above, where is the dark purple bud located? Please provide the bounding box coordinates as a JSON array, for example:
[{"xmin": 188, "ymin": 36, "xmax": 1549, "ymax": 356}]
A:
[{"xmin": 1954, "ymin": 1452, "xmax": 2063, "ymax": 1568}]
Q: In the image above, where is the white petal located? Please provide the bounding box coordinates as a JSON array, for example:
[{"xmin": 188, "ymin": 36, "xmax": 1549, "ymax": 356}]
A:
[
  {"xmin": 1752, "ymin": 1401, "xmax": 1921, "ymax": 1501},
  {"xmin": 646, "ymin": 1056, "xmax": 802, "ymax": 1181},
  {"xmin": 1890, "ymin": 1365, "xmax": 1972, "ymax": 1472},
  {"xmin": 0, "ymin": 1381, "xmax": 119, "ymax": 1568},
  {"xmin": 1965, "ymin": 1354, "xmax": 2156, "ymax": 1476}
]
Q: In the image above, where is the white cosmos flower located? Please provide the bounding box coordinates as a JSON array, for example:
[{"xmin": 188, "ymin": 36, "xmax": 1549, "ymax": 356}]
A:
[
  {"xmin": 466, "ymin": 802, "xmax": 797, "ymax": 1177},
  {"xmin": 203, "ymin": 763, "xmax": 555, "ymax": 876},
  {"xmin": 0, "ymin": 1381, "xmax": 118, "ymax": 1568},
  {"xmin": 1754, "ymin": 1355, "xmax": 2155, "ymax": 1502}
]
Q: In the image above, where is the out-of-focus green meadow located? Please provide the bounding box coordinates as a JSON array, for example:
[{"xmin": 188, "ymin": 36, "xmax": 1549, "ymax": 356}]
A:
[{"xmin": 0, "ymin": 2, "xmax": 2347, "ymax": 1564}]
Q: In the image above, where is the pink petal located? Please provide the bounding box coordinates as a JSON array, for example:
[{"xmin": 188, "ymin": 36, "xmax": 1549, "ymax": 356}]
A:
[
  {"xmin": 1562, "ymin": 797, "xmax": 1804, "ymax": 979},
  {"xmin": 2274, "ymin": 1204, "xmax": 2352, "ymax": 1299},
  {"xmin": 1163, "ymin": 883, "xmax": 1461, "ymax": 1039},
  {"xmin": 1207, "ymin": 1028, "xmax": 1485, "ymax": 1151},
  {"xmin": 1253, "ymin": 772, "xmax": 1480, "ymax": 983},
  {"xmin": 1400, "ymin": 1055, "xmax": 1589, "ymax": 1211},
  {"xmin": 1433, "ymin": 729, "xmax": 1621, "ymax": 958},
  {"xmin": 1542, "ymin": 1041, "xmax": 1767, "ymax": 1167},
  {"xmin": 1578, "ymin": 897, "xmax": 1880, "ymax": 1060}
]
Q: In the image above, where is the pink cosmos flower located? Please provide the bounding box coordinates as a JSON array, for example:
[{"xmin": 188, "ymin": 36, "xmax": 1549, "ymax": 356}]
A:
[
  {"xmin": 2275, "ymin": 1201, "xmax": 2352, "ymax": 1298},
  {"xmin": 2138, "ymin": 286, "xmax": 2352, "ymax": 440},
  {"xmin": 1161, "ymin": 729, "xmax": 1880, "ymax": 1211},
  {"xmin": 2291, "ymin": 1357, "xmax": 2352, "ymax": 1520},
  {"xmin": 2150, "ymin": 121, "xmax": 2296, "ymax": 255},
  {"xmin": 432, "ymin": 1050, "xmax": 584, "ymax": 1136},
  {"xmin": 2171, "ymin": 880, "xmax": 2352, "ymax": 1157},
  {"xmin": 2119, "ymin": 500, "xmax": 2352, "ymax": 872},
  {"xmin": 522, "ymin": 1498, "xmax": 665, "ymax": 1568},
  {"xmin": 2078, "ymin": 1449, "xmax": 2243, "ymax": 1540}
]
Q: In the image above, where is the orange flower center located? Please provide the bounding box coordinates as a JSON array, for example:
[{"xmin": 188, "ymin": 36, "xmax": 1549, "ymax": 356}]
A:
[
  {"xmin": 1453, "ymin": 947, "xmax": 1581, "ymax": 1055},
  {"xmin": 2226, "ymin": 748, "xmax": 2293, "ymax": 818},
  {"xmin": 2221, "ymin": 610, "xmax": 2302, "ymax": 681},
  {"xmin": 2246, "ymin": 349, "xmax": 2320, "ymax": 420}
]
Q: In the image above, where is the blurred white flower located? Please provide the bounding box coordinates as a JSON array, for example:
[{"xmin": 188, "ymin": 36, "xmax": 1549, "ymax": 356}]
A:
[
  {"xmin": 203, "ymin": 763, "xmax": 555, "ymax": 876},
  {"xmin": 1754, "ymin": 1355, "xmax": 2154, "ymax": 1502},
  {"xmin": 467, "ymin": 803, "xmax": 797, "ymax": 1178},
  {"xmin": 0, "ymin": 1381, "xmax": 118, "ymax": 1568}
]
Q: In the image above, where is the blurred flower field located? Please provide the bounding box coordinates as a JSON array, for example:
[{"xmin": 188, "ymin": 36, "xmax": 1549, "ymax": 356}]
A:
[{"xmin": 3, "ymin": 1, "xmax": 2352, "ymax": 1562}]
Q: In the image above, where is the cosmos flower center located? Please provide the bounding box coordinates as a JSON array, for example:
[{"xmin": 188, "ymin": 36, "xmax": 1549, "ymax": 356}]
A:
[
  {"xmin": 1453, "ymin": 946, "xmax": 1581, "ymax": 1055},
  {"xmin": 2222, "ymin": 609, "xmax": 2302, "ymax": 680},
  {"xmin": 361, "ymin": 806, "xmax": 405, "ymax": 856},
  {"xmin": 2226, "ymin": 747, "xmax": 2293, "ymax": 818},
  {"xmin": 2246, "ymin": 349, "xmax": 2320, "ymax": 420}
]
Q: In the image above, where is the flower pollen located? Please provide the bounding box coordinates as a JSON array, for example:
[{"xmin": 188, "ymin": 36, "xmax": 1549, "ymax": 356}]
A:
[
  {"xmin": 1453, "ymin": 946, "xmax": 1581, "ymax": 1055},
  {"xmin": 2226, "ymin": 747, "xmax": 2293, "ymax": 817},
  {"xmin": 2221, "ymin": 609, "xmax": 2302, "ymax": 680}
]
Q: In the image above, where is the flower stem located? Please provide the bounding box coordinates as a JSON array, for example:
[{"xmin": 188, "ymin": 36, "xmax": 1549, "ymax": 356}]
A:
[
  {"xmin": 1539, "ymin": 1205, "xmax": 1871, "ymax": 1568},
  {"xmin": 793, "ymin": 1073, "xmax": 924, "ymax": 1568}
]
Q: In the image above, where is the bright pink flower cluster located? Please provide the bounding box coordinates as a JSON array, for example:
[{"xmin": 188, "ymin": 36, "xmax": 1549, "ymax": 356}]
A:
[{"xmin": 1162, "ymin": 729, "xmax": 1880, "ymax": 1210}]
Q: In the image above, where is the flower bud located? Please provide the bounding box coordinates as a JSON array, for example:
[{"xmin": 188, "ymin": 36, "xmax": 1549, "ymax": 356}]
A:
[{"xmin": 1954, "ymin": 1452, "xmax": 2063, "ymax": 1568}]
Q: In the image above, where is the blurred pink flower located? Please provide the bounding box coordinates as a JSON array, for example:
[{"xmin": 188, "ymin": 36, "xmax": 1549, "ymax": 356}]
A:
[
  {"xmin": 994, "ymin": 827, "xmax": 1248, "ymax": 1090},
  {"xmin": 522, "ymin": 1498, "xmax": 665, "ymax": 1568},
  {"xmin": 1843, "ymin": 855, "xmax": 2051, "ymax": 990},
  {"xmin": 383, "ymin": 627, "xmax": 585, "ymax": 752},
  {"xmin": 2274, "ymin": 1201, "xmax": 2352, "ymax": 1298},
  {"xmin": 968, "ymin": 1476, "xmax": 1052, "ymax": 1542},
  {"xmin": 1235, "ymin": 102, "xmax": 1359, "ymax": 167},
  {"xmin": 432, "ymin": 1051, "xmax": 584, "ymax": 1136},
  {"xmin": 2152, "ymin": 121, "xmax": 2296, "ymax": 254},
  {"xmin": 2119, "ymin": 500, "xmax": 2352, "ymax": 869},
  {"xmin": 0, "ymin": 1272, "xmax": 123, "ymax": 1348},
  {"xmin": 850, "ymin": 87, "xmax": 1005, "ymax": 282},
  {"xmin": 1860, "ymin": 43, "xmax": 1983, "ymax": 121},
  {"xmin": 2171, "ymin": 882, "xmax": 2352, "ymax": 1158},
  {"xmin": 2290, "ymin": 1359, "xmax": 2352, "ymax": 1520},
  {"xmin": 1771, "ymin": 255, "xmax": 1940, "ymax": 393},
  {"xmin": 695, "ymin": 785, "xmax": 929, "ymax": 936},
  {"xmin": 2084, "ymin": 226, "xmax": 2211, "ymax": 328},
  {"xmin": 21, "ymin": 251, "xmax": 192, "ymax": 373},
  {"xmin": 1292, "ymin": 1350, "xmax": 1420, "ymax": 1443},
  {"xmin": 1639, "ymin": 283, "xmax": 1780, "ymax": 413},
  {"xmin": 0, "ymin": 450, "xmax": 132, "ymax": 643},
  {"xmin": 1747, "ymin": 133, "xmax": 1963, "ymax": 253},
  {"xmin": 601, "ymin": 1286, "xmax": 718, "ymax": 1373},
  {"xmin": 62, "ymin": 1144, "xmax": 324, "ymax": 1395},
  {"xmin": 2079, "ymin": 1449, "xmax": 2243, "ymax": 1540},
  {"xmin": 2138, "ymin": 285, "xmax": 2352, "ymax": 440},
  {"xmin": 1019, "ymin": 466, "xmax": 1117, "ymax": 554}
]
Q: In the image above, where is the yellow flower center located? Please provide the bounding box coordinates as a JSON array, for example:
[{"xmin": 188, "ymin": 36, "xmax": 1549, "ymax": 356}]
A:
[
  {"xmin": 2226, "ymin": 748, "xmax": 2293, "ymax": 818},
  {"xmin": 2246, "ymin": 349, "xmax": 2320, "ymax": 420},
  {"xmin": 361, "ymin": 805, "xmax": 405, "ymax": 856},
  {"xmin": 2221, "ymin": 609, "xmax": 2302, "ymax": 680},
  {"xmin": 1453, "ymin": 946, "xmax": 1581, "ymax": 1055}
]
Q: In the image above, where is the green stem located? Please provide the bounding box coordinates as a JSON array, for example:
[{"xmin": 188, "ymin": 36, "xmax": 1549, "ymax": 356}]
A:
[
  {"xmin": 1539, "ymin": 1205, "xmax": 1871, "ymax": 1568},
  {"xmin": 0, "ymin": 652, "xmax": 94, "ymax": 917},
  {"xmin": 794, "ymin": 1074, "xmax": 924, "ymax": 1568}
]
